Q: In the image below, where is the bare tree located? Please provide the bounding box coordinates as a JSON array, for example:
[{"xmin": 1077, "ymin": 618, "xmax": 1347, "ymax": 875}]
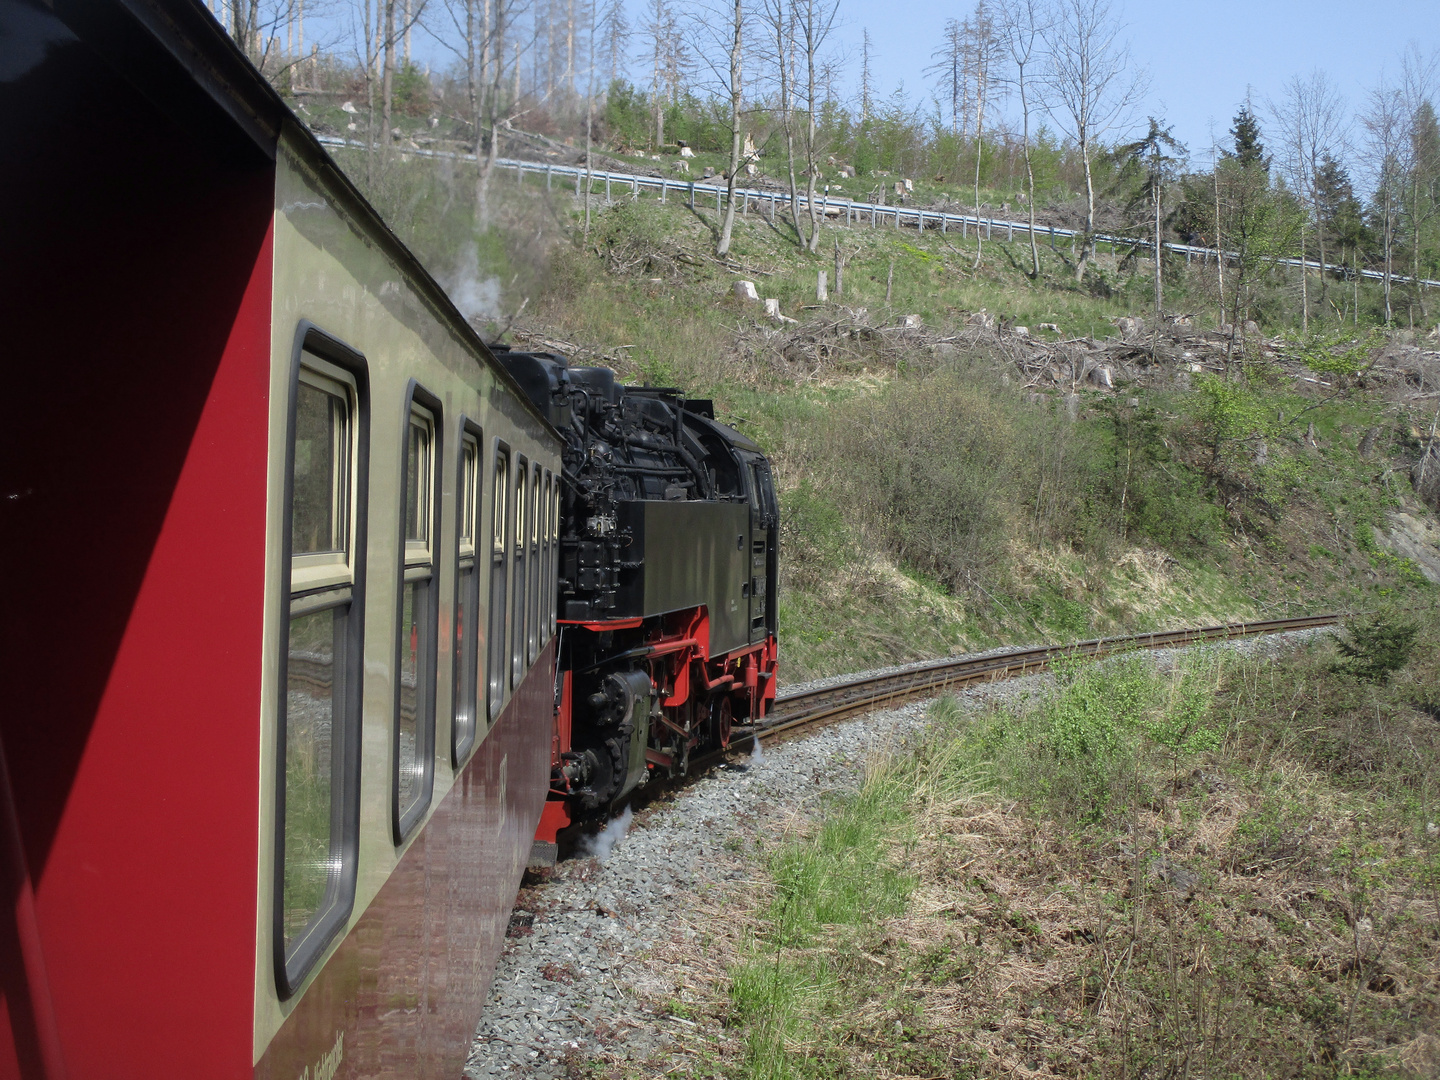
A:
[
  {"xmin": 1362, "ymin": 80, "xmax": 1405, "ymax": 325},
  {"xmin": 859, "ymin": 28, "xmax": 874, "ymax": 127},
  {"xmin": 645, "ymin": 0, "xmax": 687, "ymax": 148},
  {"xmin": 597, "ymin": 0, "xmax": 628, "ymax": 86},
  {"xmin": 962, "ymin": 1, "xmax": 1001, "ymax": 268},
  {"xmin": 998, "ymin": 0, "xmax": 1049, "ymax": 278},
  {"xmin": 928, "ymin": 19, "xmax": 971, "ymax": 139},
  {"xmin": 1043, "ymin": 0, "xmax": 1144, "ymax": 283},
  {"xmin": 427, "ymin": 0, "xmax": 520, "ymax": 223},
  {"xmin": 758, "ymin": 0, "xmax": 802, "ymax": 245},
  {"xmin": 1399, "ymin": 44, "xmax": 1439, "ymax": 323},
  {"xmin": 1270, "ymin": 69, "xmax": 1347, "ymax": 333},
  {"xmin": 797, "ymin": 0, "xmax": 841, "ymax": 253},
  {"xmin": 689, "ymin": 0, "xmax": 750, "ymax": 255}
]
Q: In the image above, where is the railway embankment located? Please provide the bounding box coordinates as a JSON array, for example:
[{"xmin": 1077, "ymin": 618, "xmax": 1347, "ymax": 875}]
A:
[
  {"xmin": 459, "ymin": 620, "xmax": 1440, "ymax": 1080},
  {"xmin": 337, "ymin": 144, "xmax": 1440, "ymax": 688}
]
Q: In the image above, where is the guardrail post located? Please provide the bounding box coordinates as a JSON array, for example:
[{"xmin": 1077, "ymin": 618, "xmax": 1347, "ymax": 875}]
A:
[
  {"xmin": 546, "ymin": 163, "xmax": 552, "ymax": 189},
  {"xmin": 986, "ymin": 219, "xmax": 992, "ymax": 240},
  {"xmin": 894, "ymin": 209, "xmax": 900, "ymax": 229},
  {"xmin": 1007, "ymin": 220, "xmax": 1012, "ymax": 241},
  {"xmin": 716, "ymin": 187, "xmax": 722, "ymax": 210},
  {"xmin": 633, "ymin": 177, "xmax": 639, "ymax": 198},
  {"xmin": 605, "ymin": 175, "xmax": 611, "ymax": 202},
  {"xmin": 574, "ymin": 171, "xmax": 581, "ymax": 196},
  {"xmin": 660, "ymin": 178, "xmax": 667, "ymax": 202},
  {"xmin": 516, "ymin": 162, "xmax": 523, "ymax": 186},
  {"xmin": 941, "ymin": 214, "xmax": 947, "ymax": 234},
  {"xmin": 962, "ymin": 219, "xmax": 967, "ymax": 239}
]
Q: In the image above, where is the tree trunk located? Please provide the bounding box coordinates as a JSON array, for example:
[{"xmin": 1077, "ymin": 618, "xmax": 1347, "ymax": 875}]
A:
[
  {"xmin": 972, "ymin": 87, "xmax": 985, "ymax": 270},
  {"xmin": 476, "ymin": 4, "xmax": 506, "ymax": 227},
  {"xmin": 716, "ymin": 0, "xmax": 743, "ymax": 257},
  {"xmin": 805, "ymin": 34, "xmax": 821, "ymax": 254},
  {"xmin": 1020, "ymin": 68, "xmax": 1039, "ymax": 278},
  {"xmin": 1074, "ymin": 138, "xmax": 1095, "ymax": 283},
  {"xmin": 778, "ymin": 14, "xmax": 803, "ymax": 247},
  {"xmin": 1299, "ymin": 219, "xmax": 1309, "ymax": 334},
  {"xmin": 1153, "ymin": 177, "xmax": 1162, "ymax": 319},
  {"xmin": 382, "ymin": 0, "xmax": 396, "ymax": 146},
  {"xmin": 1214, "ymin": 162, "xmax": 1224, "ymax": 327},
  {"xmin": 1383, "ymin": 184, "xmax": 1393, "ymax": 324}
]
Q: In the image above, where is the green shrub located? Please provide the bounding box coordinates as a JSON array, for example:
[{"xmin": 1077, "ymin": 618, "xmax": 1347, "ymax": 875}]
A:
[
  {"xmin": 820, "ymin": 368, "xmax": 1091, "ymax": 592},
  {"xmin": 1332, "ymin": 611, "xmax": 1419, "ymax": 683}
]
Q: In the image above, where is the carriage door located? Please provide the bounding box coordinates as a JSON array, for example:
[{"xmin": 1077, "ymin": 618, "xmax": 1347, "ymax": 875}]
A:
[{"xmin": 746, "ymin": 458, "xmax": 777, "ymax": 642}]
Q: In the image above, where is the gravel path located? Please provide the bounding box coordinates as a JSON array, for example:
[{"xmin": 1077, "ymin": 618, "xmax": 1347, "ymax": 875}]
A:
[{"xmin": 464, "ymin": 628, "xmax": 1330, "ymax": 1077}]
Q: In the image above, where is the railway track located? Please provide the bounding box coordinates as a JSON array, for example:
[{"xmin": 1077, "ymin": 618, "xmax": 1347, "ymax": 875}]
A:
[{"xmin": 740, "ymin": 614, "xmax": 1341, "ymax": 745}]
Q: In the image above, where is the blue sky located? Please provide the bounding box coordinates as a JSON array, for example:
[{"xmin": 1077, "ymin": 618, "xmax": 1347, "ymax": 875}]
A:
[
  {"xmin": 806, "ymin": 0, "xmax": 1436, "ymax": 167},
  {"xmin": 297, "ymin": 0, "xmax": 1435, "ymax": 173}
]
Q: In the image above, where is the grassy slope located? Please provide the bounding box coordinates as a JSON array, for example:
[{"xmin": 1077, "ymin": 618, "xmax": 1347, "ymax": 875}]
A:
[
  {"xmin": 333, "ymin": 146, "xmax": 1433, "ymax": 682},
  {"xmin": 512, "ymin": 187, "xmax": 1434, "ymax": 683},
  {"xmin": 663, "ymin": 633, "xmax": 1440, "ymax": 1080}
]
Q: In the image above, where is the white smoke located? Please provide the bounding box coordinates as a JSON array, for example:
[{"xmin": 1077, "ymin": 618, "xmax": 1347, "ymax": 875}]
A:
[
  {"xmin": 749, "ymin": 736, "xmax": 765, "ymax": 765},
  {"xmin": 581, "ymin": 806, "xmax": 634, "ymax": 863},
  {"xmin": 442, "ymin": 244, "xmax": 503, "ymax": 325}
]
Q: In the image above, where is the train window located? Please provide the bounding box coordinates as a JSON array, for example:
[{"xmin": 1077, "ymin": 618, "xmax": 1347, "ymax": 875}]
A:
[
  {"xmin": 511, "ymin": 457, "xmax": 528, "ymax": 689},
  {"xmin": 276, "ymin": 334, "xmax": 366, "ymax": 1000},
  {"xmin": 550, "ymin": 478, "xmax": 560, "ymax": 635},
  {"xmin": 394, "ymin": 395, "xmax": 440, "ymax": 842},
  {"xmin": 453, "ymin": 427, "xmax": 482, "ymax": 765},
  {"xmin": 487, "ymin": 447, "xmax": 510, "ymax": 720},
  {"xmin": 528, "ymin": 467, "xmax": 541, "ymax": 663},
  {"xmin": 540, "ymin": 472, "xmax": 552, "ymax": 646}
]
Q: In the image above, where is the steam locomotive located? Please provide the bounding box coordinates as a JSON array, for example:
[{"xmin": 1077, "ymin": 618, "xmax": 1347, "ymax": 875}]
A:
[{"xmin": 495, "ymin": 349, "xmax": 780, "ymax": 851}]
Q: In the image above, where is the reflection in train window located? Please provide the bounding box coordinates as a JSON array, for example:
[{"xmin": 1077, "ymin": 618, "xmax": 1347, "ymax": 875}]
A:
[
  {"xmin": 550, "ymin": 478, "xmax": 560, "ymax": 635},
  {"xmin": 528, "ymin": 467, "xmax": 541, "ymax": 663},
  {"xmin": 453, "ymin": 428, "xmax": 481, "ymax": 764},
  {"xmin": 539, "ymin": 472, "xmax": 551, "ymax": 646},
  {"xmin": 487, "ymin": 447, "xmax": 509, "ymax": 720},
  {"xmin": 277, "ymin": 345, "xmax": 364, "ymax": 998},
  {"xmin": 395, "ymin": 397, "xmax": 438, "ymax": 842},
  {"xmin": 511, "ymin": 458, "xmax": 527, "ymax": 689}
]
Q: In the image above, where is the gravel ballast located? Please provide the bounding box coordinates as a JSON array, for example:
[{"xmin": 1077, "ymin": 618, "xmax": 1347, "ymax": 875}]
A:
[{"xmin": 464, "ymin": 629, "xmax": 1329, "ymax": 1077}]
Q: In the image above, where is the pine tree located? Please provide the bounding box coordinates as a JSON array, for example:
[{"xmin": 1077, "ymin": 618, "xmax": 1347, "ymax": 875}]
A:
[
  {"xmin": 1228, "ymin": 105, "xmax": 1268, "ymax": 171},
  {"xmin": 1314, "ymin": 154, "xmax": 1366, "ymax": 313}
]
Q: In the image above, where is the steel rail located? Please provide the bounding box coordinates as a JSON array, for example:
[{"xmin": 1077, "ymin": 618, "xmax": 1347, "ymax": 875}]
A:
[
  {"xmin": 313, "ymin": 136, "xmax": 1440, "ymax": 290},
  {"xmin": 747, "ymin": 613, "xmax": 1340, "ymax": 741}
]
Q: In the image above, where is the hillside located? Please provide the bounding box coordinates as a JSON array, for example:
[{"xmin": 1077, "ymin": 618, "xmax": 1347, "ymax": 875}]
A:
[{"xmin": 335, "ymin": 148, "xmax": 1440, "ymax": 685}]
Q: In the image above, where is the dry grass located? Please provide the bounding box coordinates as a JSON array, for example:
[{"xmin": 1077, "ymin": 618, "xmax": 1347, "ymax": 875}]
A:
[{"xmin": 608, "ymin": 636, "xmax": 1440, "ymax": 1080}]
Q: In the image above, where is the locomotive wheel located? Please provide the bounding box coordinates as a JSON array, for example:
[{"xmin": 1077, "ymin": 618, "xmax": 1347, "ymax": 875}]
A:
[{"xmin": 710, "ymin": 693, "xmax": 733, "ymax": 750}]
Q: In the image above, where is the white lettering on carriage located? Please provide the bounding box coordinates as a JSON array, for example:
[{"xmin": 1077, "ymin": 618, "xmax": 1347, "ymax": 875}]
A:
[{"xmin": 297, "ymin": 1030, "xmax": 344, "ymax": 1080}]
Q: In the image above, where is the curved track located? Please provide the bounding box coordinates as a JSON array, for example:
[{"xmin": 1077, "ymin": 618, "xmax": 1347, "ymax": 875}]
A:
[{"xmin": 741, "ymin": 614, "xmax": 1340, "ymax": 745}]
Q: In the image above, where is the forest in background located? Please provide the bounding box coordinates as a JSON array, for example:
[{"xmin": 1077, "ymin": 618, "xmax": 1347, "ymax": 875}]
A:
[{"xmin": 209, "ymin": 0, "xmax": 1440, "ymax": 331}]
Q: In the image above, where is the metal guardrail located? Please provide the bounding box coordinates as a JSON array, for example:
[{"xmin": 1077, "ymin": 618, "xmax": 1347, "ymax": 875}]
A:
[{"xmin": 316, "ymin": 135, "xmax": 1440, "ymax": 290}]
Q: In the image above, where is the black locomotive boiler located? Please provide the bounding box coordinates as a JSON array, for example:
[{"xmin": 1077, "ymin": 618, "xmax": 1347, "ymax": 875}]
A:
[{"xmin": 494, "ymin": 349, "xmax": 780, "ymax": 846}]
